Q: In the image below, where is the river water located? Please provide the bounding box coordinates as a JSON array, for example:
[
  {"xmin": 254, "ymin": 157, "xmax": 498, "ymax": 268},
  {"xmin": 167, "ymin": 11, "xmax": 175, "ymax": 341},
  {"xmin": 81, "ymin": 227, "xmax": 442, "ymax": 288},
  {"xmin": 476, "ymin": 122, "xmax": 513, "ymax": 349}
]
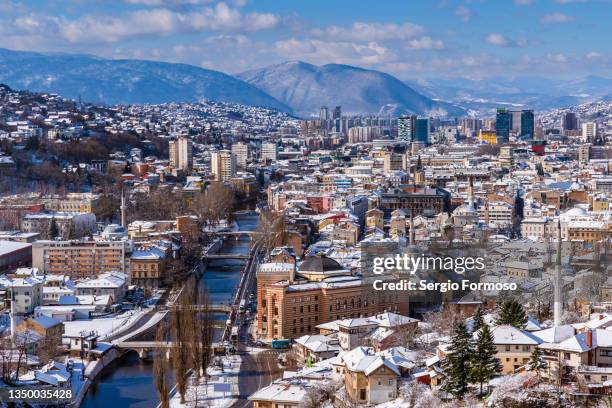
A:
[{"xmin": 81, "ymin": 213, "xmax": 258, "ymax": 408}]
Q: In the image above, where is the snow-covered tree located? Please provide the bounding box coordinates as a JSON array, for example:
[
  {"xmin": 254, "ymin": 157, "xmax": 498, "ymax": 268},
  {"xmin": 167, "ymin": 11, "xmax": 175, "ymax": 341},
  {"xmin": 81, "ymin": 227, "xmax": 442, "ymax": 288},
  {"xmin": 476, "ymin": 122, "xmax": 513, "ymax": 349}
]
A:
[
  {"xmin": 496, "ymin": 299, "xmax": 528, "ymax": 329},
  {"xmin": 527, "ymin": 347, "xmax": 547, "ymax": 380},
  {"xmin": 442, "ymin": 322, "xmax": 474, "ymax": 399},
  {"xmin": 472, "ymin": 305, "xmax": 485, "ymax": 333},
  {"xmin": 399, "ymin": 381, "xmax": 442, "ymax": 408},
  {"xmin": 470, "ymin": 324, "xmax": 502, "ymax": 394}
]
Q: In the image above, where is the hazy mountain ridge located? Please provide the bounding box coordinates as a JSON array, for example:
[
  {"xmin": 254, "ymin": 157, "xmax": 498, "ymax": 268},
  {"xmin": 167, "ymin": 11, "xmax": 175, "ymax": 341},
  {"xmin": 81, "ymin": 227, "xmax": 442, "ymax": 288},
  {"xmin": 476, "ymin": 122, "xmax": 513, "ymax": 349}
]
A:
[
  {"xmin": 406, "ymin": 75, "xmax": 612, "ymax": 115},
  {"xmin": 237, "ymin": 61, "xmax": 466, "ymax": 117},
  {"xmin": 0, "ymin": 48, "xmax": 291, "ymax": 111}
]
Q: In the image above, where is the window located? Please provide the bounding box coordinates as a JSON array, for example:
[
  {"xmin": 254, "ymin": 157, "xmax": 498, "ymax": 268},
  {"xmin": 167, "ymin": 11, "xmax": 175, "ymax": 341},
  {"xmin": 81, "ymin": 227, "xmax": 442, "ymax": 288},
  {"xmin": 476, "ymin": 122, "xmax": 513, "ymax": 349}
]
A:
[
  {"xmin": 360, "ymin": 389, "xmax": 366, "ymax": 400},
  {"xmin": 564, "ymin": 353, "xmax": 570, "ymax": 360},
  {"xmin": 505, "ymin": 345, "xmax": 511, "ymax": 351},
  {"xmin": 388, "ymin": 379, "xmax": 393, "ymax": 385}
]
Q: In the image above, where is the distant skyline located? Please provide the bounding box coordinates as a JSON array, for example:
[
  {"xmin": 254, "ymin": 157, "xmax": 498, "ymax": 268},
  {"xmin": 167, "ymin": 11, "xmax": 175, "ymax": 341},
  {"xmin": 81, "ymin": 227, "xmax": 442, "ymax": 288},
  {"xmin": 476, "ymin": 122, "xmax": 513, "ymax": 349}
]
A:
[{"xmin": 2, "ymin": 0, "xmax": 611, "ymax": 79}]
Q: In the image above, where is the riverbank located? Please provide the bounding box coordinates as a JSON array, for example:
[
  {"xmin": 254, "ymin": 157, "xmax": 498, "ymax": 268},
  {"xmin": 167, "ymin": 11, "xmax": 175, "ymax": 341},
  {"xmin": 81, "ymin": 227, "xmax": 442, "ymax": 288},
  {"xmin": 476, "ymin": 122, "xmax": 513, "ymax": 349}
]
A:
[
  {"xmin": 167, "ymin": 355, "xmax": 242, "ymax": 408},
  {"xmin": 69, "ymin": 348, "xmax": 121, "ymax": 408}
]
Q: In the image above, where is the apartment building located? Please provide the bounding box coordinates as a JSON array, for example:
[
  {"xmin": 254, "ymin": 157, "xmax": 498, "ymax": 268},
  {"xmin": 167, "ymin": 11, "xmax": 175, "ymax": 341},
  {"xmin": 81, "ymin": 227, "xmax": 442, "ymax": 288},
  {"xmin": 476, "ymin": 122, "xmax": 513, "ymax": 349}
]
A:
[
  {"xmin": 169, "ymin": 136, "xmax": 193, "ymax": 171},
  {"xmin": 231, "ymin": 142, "xmax": 248, "ymax": 169},
  {"xmin": 211, "ymin": 150, "xmax": 237, "ymax": 182},
  {"xmin": 32, "ymin": 240, "xmax": 131, "ymax": 279}
]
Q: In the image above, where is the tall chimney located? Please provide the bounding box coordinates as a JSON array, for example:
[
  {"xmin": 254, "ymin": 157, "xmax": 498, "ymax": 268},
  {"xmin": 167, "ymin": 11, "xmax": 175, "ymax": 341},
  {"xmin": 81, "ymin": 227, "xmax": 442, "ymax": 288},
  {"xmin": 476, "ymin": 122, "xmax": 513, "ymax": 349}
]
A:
[
  {"xmin": 586, "ymin": 329, "xmax": 593, "ymax": 348},
  {"xmin": 553, "ymin": 218, "xmax": 563, "ymax": 327}
]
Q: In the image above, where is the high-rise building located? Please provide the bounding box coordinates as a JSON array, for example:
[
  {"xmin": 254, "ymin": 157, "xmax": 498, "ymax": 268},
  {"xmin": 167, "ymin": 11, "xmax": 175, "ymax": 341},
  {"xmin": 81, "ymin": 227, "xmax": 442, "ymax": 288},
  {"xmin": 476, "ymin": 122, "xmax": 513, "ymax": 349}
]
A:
[
  {"xmin": 582, "ymin": 122, "xmax": 597, "ymax": 142},
  {"xmin": 169, "ymin": 136, "xmax": 192, "ymax": 171},
  {"xmin": 261, "ymin": 142, "xmax": 277, "ymax": 163},
  {"xmin": 211, "ymin": 150, "xmax": 236, "ymax": 182},
  {"xmin": 563, "ymin": 112, "xmax": 578, "ymax": 131},
  {"xmin": 414, "ymin": 117, "xmax": 430, "ymax": 145},
  {"xmin": 520, "ymin": 110, "xmax": 535, "ymax": 138},
  {"xmin": 495, "ymin": 108, "xmax": 511, "ymax": 144},
  {"xmin": 319, "ymin": 106, "xmax": 329, "ymax": 122},
  {"xmin": 461, "ymin": 118, "xmax": 482, "ymax": 138},
  {"xmin": 398, "ymin": 115, "xmax": 416, "ymax": 142},
  {"xmin": 231, "ymin": 142, "xmax": 248, "ymax": 169},
  {"xmin": 510, "ymin": 110, "xmax": 522, "ymax": 133},
  {"xmin": 347, "ymin": 126, "xmax": 380, "ymax": 143},
  {"xmin": 332, "ymin": 106, "xmax": 342, "ymax": 120}
]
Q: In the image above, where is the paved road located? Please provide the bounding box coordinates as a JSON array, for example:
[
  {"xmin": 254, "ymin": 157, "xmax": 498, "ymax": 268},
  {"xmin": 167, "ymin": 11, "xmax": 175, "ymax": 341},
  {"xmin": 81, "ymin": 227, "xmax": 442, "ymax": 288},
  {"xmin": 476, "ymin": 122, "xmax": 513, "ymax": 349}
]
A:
[{"xmin": 231, "ymin": 347, "xmax": 283, "ymax": 408}]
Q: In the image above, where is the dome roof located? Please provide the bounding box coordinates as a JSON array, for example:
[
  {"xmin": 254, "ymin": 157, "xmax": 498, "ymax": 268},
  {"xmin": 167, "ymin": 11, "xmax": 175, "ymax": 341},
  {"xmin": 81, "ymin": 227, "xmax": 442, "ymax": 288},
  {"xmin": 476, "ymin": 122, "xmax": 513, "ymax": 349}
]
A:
[
  {"xmin": 565, "ymin": 207, "xmax": 587, "ymax": 216},
  {"xmin": 299, "ymin": 256, "xmax": 343, "ymax": 273}
]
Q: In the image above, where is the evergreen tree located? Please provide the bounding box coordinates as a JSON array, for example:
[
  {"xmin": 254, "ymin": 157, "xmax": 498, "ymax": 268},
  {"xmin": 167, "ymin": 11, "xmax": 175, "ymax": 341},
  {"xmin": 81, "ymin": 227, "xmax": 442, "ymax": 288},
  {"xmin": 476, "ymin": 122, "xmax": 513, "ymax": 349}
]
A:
[
  {"xmin": 472, "ymin": 305, "xmax": 485, "ymax": 333},
  {"xmin": 48, "ymin": 217, "xmax": 59, "ymax": 239},
  {"xmin": 442, "ymin": 322, "xmax": 474, "ymax": 399},
  {"xmin": 527, "ymin": 347, "xmax": 547, "ymax": 379},
  {"xmin": 470, "ymin": 324, "xmax": 502, "ymax": 395},
  {"xmin": 495, "ymin": 299, "xmax": 528, "ymax": 329}
]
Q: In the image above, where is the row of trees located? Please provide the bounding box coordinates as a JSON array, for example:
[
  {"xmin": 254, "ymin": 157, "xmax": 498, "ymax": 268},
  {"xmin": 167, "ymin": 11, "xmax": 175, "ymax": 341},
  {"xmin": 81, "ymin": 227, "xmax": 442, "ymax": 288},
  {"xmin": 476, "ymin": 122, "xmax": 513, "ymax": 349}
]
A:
[{"xmin": 154, "ymin": 276, "xmax": 215, "ymax": 407}]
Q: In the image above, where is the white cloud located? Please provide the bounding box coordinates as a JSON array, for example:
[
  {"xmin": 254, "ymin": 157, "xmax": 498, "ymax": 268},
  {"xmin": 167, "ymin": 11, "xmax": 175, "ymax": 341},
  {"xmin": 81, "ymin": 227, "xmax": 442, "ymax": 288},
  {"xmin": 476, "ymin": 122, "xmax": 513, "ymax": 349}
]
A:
[
  {"xmin": 485, "ymin": 33, "xmax": 526, "ymax": 48},
  {"xmin": 454, "ymin": 6, "xmax": 472, "ymax": 22},
  {"xmin": 540, "ymin": 12, "xmax": 574, "ymax": 23},
  {"xmin": 548, "ymin": 53, "xmax": 568, "ymax": 63},
  {"xmin": 407, "ymin": 36, "xmax": 444, "ymax": 50},
  {"xmin": 18, "ymin": 3, "xmax": 279, "ymax": 44},
  {"xmin": 311, "ymin": 22, "xmax": 423, "ymax": 42},
  {"xmin": 513, "ymin": 0, "xmax": 535, "ymax": 4},
  {"xmin": 586, "ymin": 51, "xmax": 602, "ymax": 59},
  {"xmin": 554, "ymin": 0, "xmax": 588, "ymax": 3},
  {"xmin": 275, "ymin": 38, "xmax": 396, "ymax": 66}
]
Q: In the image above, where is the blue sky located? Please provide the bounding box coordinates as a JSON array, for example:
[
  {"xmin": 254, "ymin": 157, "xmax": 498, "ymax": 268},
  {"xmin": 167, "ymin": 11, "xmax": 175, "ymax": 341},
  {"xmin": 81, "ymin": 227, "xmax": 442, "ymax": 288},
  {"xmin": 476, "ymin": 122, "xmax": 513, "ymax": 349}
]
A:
[{"xmin": 1, "ymin": 0, "xmax": 610, "ymax": 79}]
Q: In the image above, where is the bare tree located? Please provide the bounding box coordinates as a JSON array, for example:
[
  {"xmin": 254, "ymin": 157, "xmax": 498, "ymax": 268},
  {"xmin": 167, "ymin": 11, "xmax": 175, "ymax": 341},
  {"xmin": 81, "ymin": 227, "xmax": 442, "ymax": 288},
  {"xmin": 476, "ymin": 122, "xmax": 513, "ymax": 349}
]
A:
[
  {"xmin": 298, "ymin": 381, "xmax": 341, "ymax": 408},
  {"xmin": 198, "ymin": 288, "xmax": 214, "ymax": 384},
  {"xmin": 153, "ymin": 321, "xmax": 170, "ymax": 408},
  {"xmin": 171, "ymin": 290, "xmax": 190, "ymax": 403},
  {"xmin": 257, "ymin": 209, "xmax": 288, "ymax": 255}
]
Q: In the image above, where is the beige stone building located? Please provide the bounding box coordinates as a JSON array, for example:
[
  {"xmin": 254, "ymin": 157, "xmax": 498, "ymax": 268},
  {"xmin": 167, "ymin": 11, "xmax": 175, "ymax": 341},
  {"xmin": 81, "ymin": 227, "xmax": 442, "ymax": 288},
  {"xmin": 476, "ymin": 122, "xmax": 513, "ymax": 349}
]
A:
[{"xmin": 256, "ymin": 255, "xmax": 408, "ymax": 341}]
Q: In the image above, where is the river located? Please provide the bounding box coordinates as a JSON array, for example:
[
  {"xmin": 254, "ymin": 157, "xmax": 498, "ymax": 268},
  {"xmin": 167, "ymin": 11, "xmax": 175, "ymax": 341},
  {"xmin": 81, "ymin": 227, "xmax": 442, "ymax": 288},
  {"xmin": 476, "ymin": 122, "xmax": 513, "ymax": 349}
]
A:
[{"xmin": 81, "ymin": 213, "xmax": 258, "ymax": 408}]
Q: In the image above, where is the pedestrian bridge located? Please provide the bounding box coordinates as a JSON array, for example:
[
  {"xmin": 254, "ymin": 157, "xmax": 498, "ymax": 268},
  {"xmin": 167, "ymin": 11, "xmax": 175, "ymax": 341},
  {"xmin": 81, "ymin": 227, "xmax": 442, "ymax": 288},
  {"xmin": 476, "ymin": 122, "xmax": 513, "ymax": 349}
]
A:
[
  {"xmin": 203, "ymin": 253, "xmax": 250, "ymax": 260},
  {"xmin": 172, "ymin": 304, "xmax": 233, "ymax": 313}
]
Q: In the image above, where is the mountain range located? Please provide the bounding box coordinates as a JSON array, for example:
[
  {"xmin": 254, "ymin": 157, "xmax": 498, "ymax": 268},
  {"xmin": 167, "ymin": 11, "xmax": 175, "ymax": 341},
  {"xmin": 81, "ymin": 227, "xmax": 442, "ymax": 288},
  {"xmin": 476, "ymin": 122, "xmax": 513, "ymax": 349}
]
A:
[
  {"xmin": 0, "ymin": 48, "xmax": 290, "ymax": 112},
  {"xmin": 0, "ymin": 48, "xmax": 610, "ymax": 117},
  {"xmin": 407, "ymin": 75, "xmax": 612, "ymax": 115},
  {"xmin": 0, "ymin": 48, "xmax": 462, "ymax": 117}
]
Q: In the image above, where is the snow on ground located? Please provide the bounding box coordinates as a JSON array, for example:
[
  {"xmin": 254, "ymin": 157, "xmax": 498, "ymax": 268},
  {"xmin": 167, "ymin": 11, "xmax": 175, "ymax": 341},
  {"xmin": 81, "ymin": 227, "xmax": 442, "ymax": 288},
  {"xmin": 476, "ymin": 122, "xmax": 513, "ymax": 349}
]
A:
[
  {"xmin": 63, "ymin": 309, "xmax": 147, "ymax": 340},
  {"xmin": 169, "ymin": 354, "xmax": 242, "ymax": 408}
]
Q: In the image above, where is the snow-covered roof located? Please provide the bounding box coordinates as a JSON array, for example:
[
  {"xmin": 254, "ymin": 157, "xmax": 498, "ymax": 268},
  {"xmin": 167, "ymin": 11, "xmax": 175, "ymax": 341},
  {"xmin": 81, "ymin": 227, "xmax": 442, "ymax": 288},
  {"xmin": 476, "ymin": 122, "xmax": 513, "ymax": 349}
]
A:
[
  {"xmin": 487, "ymin": 325, "xmax": 543, "ymax": 345},
  {"xmin": 540, "ymin": 329, "xmax": 612, "ymax": 353},
  {"xmin": 248, "ymin": 381, "xmax": 307, "ymax": 403}
]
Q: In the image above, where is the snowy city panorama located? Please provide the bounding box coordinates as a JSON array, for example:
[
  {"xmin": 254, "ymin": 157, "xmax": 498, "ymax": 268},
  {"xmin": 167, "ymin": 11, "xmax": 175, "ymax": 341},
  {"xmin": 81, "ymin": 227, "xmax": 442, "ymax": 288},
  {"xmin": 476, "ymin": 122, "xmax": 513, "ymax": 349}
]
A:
[{"xmin": 0, "ymin": 1, "xmax": 611, "ymax": 407}]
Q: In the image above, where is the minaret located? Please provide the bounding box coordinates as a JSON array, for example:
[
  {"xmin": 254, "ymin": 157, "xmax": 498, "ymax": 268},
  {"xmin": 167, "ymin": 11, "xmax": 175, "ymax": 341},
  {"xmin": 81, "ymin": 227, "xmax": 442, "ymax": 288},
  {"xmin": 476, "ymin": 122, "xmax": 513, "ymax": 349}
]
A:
[
  {"xmin": 9, "ymin": 291, "xmax": 15, "ymax": 345},
  {"xmin": 553, "ymin": 218, "xmax": 563, "ymax": 327},
  {"xmin": 468, "ymin": 177, "xmax": 475, "ymax": 210},
  {"xmin": 120, "ymin": 183, "xmax": 126, "ymax": 229},
  {"xmin": 409, "ymin": 212, "xmax": 415, "ymax": 246}
]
